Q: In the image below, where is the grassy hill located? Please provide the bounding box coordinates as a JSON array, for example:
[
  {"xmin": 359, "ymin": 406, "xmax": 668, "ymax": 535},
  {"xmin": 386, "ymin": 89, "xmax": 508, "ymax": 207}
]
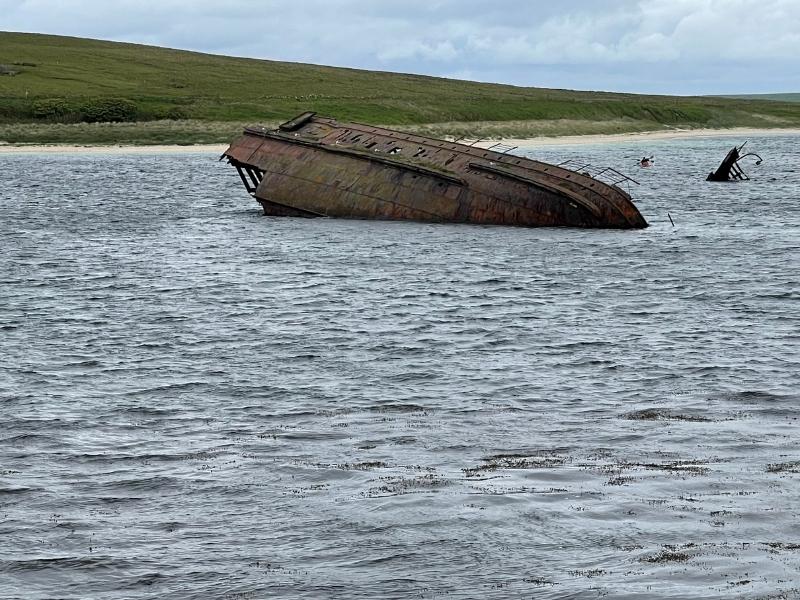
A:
[
  {"xmin": 2, "ymin": 31, "xmax": 800, "ymax": 145},
  {"xmin": 721, "ymin": 93, "xmax": 800, "ymax": 103}
]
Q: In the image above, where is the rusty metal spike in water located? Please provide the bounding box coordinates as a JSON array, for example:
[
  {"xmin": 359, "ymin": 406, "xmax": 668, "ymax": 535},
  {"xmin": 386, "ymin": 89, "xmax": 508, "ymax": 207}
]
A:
[{"xmin": 223, "ymin": 112, "xmax": 648, "ymax": 229}]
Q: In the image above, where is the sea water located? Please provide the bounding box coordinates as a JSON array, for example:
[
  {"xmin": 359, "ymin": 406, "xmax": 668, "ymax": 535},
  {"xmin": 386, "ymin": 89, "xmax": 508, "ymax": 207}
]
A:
[{"xmin": 1, "ymin": 135, "xmax": 798, "ymax": 599}]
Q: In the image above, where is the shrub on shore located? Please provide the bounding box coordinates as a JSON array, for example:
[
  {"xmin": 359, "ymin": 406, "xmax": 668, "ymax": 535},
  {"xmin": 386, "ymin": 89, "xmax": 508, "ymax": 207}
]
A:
[
  {"xmin": 23, "ymin": 98, "xmax": 197, "ymax": 124},
  {"xmin": 32, "ymin": 98, "xmax": 73, "ymax": 120},
  {"xmin": 80, "ymin": 98, "xmax": 138, "ymax": 123},
  {"xmin": 25, "ymin": 97, "xmax": 141, "ymax": 124}
]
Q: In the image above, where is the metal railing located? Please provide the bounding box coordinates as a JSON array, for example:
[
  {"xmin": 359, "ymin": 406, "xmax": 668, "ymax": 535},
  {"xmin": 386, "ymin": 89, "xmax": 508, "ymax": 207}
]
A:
[{"xmin": 557, "ymin": 159, "xmax": 640, "ymax": 190}]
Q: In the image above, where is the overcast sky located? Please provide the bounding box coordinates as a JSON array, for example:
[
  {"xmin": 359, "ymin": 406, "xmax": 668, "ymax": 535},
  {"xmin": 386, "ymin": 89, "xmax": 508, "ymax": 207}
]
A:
[{"xmin": 3, "ymin": 0, "xmax": 798, "ymax": 94}]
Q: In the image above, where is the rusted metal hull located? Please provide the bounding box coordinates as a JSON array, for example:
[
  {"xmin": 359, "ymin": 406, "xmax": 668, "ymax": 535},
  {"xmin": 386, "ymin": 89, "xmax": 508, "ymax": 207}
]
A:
[{"xmin": 223, "ymin": 113, "xmax": 648, "ymax": 229}]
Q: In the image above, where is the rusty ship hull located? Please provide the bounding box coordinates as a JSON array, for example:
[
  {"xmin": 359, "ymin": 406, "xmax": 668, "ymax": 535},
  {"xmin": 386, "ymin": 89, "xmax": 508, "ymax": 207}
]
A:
[{"xmin": 223, "ymin": 113, "xmax": 648, "ymax": 229}]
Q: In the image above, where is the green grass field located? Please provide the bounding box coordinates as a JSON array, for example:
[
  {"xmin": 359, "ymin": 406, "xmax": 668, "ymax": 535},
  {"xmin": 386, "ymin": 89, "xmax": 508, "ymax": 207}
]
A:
[
  {"xmin": 722, "ymin": 93, "xmax": 800, "ymax": 103},
  {"xmin": 2, "ymin": 31, "xmax": 800, "ymax": 145}
]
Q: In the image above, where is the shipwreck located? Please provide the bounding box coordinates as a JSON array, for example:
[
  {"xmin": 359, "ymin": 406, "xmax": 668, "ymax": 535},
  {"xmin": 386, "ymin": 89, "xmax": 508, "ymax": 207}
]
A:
[
  {"xmin": 223, "ymin": 112, "xmax": 648, "ymax": 229},
  {"xmin": 706, "ymin": 141, "xmax": 763, "ymax": 182}
]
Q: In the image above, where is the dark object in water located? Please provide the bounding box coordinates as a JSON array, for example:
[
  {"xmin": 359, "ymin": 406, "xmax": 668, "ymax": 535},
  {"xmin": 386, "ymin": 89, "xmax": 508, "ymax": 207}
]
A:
[
  {"xmin": 706, "ymin": 142, "xmax": 763, "ymax": 181},
  {"xmin": 223, "ymin": 112, "xmax": 648, "ymax": 229}
]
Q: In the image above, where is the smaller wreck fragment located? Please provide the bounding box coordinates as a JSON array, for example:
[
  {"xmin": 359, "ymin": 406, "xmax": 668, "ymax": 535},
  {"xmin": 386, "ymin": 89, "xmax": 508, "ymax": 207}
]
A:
[
  {"xmin": 223, "ymin": 112, "xmax": 648, "ymax": 229},
  {"xmin": 706, "ymin": 142, "xmax": 763, "ymax": 181}
]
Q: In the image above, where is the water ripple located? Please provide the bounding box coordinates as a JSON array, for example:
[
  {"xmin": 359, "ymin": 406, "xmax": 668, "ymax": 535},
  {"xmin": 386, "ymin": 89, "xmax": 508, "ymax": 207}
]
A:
[{"xmin": 1, "ymin": 137, "xmax": 799, "ymax": 598}]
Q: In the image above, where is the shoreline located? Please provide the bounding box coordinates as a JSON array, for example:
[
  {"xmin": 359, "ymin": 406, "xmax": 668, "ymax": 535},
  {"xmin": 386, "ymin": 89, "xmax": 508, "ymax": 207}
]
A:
[
  {"xmin": 1, "ymin": 127, "xmax": 799, "ymax": 154},
  {"xmin": 0, "ymin": 143, "xmax": 230, "ymax": 154},
  {"xmin": 480, "ymin": 127, "xmax": 800, "ymax": 149}
]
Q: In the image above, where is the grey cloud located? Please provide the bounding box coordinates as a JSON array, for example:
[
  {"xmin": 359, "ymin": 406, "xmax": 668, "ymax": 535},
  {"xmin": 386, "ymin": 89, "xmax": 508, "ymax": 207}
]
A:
[{"xmin": 2, "ymin": 0, "xmax": 798, "ymax": 93}]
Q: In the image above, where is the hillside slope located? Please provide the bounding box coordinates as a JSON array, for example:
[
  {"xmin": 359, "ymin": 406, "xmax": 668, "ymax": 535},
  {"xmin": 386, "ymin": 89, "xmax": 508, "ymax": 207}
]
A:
[
  {"xmin": 2, "ymin": 32, "xmax": 800, "ymax": 144},
  {"xmin": 722, "ymin": 93, "xmax": 800, "ymax": 103}
]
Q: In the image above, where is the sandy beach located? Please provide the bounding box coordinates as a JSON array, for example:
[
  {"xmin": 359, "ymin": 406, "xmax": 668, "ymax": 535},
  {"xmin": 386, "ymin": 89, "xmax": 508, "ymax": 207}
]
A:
[
  {"xmin": 479, "ymin": 126, "xmax": 800, "ymax": 149},
  {"xmin": 1, "ymin": 127, "xmax": 798, "ymax": 154}
]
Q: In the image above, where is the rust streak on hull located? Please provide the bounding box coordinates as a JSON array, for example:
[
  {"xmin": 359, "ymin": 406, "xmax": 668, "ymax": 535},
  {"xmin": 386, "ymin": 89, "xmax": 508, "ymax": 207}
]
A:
[{"xmin": 223, "ymin": 113, "xmax": 648, "ymax": 229}]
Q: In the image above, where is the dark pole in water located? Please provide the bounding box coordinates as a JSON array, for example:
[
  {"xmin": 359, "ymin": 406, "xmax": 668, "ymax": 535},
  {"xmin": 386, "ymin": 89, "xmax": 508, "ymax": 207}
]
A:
[{"xmin": 668, "ymin": 213, "xmax": 675, "ymax": 227}]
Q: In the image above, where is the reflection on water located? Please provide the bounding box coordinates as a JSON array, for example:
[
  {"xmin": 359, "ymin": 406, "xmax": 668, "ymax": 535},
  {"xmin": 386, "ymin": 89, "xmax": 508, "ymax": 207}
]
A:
[{"xmin": 1, "ymin": 135, "xmax": 799, "ymax": 598}]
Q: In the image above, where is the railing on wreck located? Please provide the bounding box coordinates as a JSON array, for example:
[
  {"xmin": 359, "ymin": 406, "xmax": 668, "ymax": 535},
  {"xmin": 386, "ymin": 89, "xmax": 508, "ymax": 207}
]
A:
[
  {"xmin": 226, "ymin": 157, "xmax": 265, "ymax": 196},
  {"xmin": 556, "ymin": 159, "xmax": 640, "ymax": 193},
  {"xmin": 454, "ymin": 145, "xmax": 641, "ymax": 194},
  {"xmin": 454, "ymin": 138, "xmax": 520, "ymax": 155}
]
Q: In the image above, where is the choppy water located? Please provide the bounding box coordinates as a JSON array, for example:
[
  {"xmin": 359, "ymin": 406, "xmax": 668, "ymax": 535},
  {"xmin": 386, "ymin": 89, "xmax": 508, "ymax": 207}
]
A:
[{"xmin": 1, "ymin": 135, "xmax": 799, "ymax": 599}]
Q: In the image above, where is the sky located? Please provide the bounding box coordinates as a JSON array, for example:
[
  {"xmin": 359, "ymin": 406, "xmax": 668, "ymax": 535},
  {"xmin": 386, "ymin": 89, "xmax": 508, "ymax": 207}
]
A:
[{"xmin": 2, "ymin": 0, "xmax": 799, "ymax": 95}]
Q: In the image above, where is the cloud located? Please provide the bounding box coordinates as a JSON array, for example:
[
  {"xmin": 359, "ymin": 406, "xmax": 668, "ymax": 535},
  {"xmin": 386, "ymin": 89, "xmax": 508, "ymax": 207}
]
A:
[
  {"xmin": 2, "ymin": 0, "xmax": 798, "ymax": 93},
  {"xmin": 377, "ymin": 41, "xmax": 458, "ymax": 63}
]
